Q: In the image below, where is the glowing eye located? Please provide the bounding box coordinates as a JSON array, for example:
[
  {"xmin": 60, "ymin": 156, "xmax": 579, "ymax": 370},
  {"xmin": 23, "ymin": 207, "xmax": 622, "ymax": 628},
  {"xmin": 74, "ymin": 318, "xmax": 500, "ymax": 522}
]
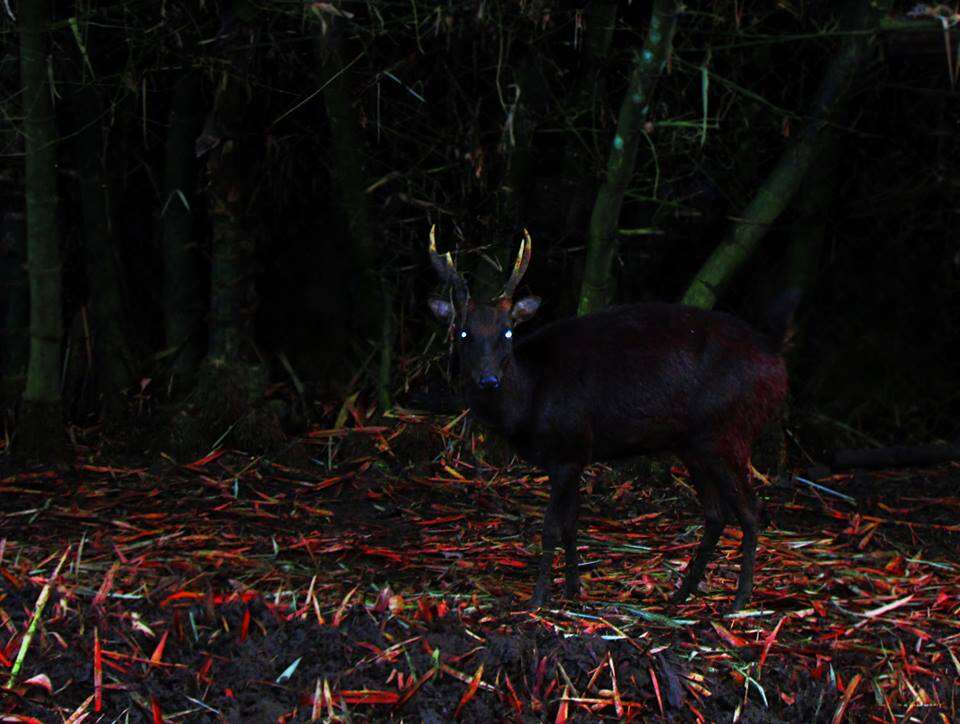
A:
[
  {"xmin": 504, "ymin": 329, "xmax": 513, "ymax": 339},
  {"xmin": 460, "ymin": 330, "xmax": 468, "ymax": 340}
]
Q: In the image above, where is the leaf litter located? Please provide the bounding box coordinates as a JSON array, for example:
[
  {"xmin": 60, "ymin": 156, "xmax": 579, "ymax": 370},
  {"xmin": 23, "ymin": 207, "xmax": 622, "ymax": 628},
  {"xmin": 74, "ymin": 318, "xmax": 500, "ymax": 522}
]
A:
[{"xmin": 0, "ymin": 415, "xmax": 957, "ymax": 721}]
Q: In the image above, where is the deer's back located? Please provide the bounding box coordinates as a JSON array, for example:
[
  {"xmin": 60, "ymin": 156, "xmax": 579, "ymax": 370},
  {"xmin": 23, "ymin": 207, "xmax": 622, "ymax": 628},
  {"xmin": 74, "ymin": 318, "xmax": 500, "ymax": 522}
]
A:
[{"xmin": 514, "ymin": 303, "xmax": 787, "ymax": 464}]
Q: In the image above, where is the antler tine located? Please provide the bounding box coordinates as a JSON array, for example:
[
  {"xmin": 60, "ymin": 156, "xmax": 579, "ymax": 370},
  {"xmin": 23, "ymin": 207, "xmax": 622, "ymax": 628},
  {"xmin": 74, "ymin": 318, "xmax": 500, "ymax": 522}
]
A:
[
  {"xmin": 428, "ymin": 225, "xmax": 468, "ymax": 306},
  {"xmin": 500, "ymin": 228, "xmax": 533, "ymax": 300}
]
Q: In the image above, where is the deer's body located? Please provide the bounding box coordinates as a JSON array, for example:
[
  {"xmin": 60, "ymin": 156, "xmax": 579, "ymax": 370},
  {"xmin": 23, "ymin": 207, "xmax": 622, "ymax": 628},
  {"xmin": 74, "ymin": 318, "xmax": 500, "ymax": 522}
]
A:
[
  {"xmin": 427, "ymin": 227, "xmax": 797, "ymax": 611},
  {"xmin": 468, "ymin": 303, "xmax": 787, "ymax": 468}
]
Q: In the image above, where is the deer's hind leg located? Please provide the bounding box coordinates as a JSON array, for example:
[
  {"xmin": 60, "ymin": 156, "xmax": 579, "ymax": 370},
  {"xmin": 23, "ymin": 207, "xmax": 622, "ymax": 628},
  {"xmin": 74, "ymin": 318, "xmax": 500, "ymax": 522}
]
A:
[{"xmin": 671, "ymin": 456, "xmax": 728, "ymax": 605}]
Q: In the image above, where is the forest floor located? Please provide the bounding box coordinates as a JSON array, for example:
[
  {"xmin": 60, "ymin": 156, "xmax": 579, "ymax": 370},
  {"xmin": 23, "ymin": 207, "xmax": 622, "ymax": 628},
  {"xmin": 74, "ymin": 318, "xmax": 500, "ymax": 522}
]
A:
[{"xmin": 0, "ymin": 412, "xmax": 958, "ymax": 722}]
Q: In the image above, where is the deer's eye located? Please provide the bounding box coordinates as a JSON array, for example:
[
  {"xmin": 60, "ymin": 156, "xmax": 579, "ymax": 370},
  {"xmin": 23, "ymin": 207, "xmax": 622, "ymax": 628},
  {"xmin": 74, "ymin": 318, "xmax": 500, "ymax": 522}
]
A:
[
  {"xmin": 504, "ymin": 329, "xmax": 513, "ymax": 339},
  {"xmin": 459, "ymin": 329, "xmax": 469, "ymax": 340}
]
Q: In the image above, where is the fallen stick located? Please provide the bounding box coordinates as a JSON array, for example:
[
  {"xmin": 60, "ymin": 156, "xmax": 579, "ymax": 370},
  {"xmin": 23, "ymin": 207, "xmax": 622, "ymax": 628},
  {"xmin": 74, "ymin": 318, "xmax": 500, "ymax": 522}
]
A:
[{"xmin": 5, "ymin": 545, "xmax": 71, "ymax": 689}]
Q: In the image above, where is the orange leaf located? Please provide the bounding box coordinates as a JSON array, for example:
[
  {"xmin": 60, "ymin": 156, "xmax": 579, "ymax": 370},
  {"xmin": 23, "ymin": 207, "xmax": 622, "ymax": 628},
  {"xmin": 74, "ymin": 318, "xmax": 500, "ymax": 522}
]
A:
[
  {"xmin": 711, "ymin": 622, "xmax": 751, "ymax": 648},
  {"xmin": 340, "ymin": 689, "xmax": 401, "ymax": 705},
  {"xmin": 150, "ymin": 630, "xmax": 169, "ymax": 665},
  {"xmin": 454, "ymin": 663, "xmax": 484, "ymax": 718},
  {"xmin": 555, "ymin": 685, "xmax": 569, "ymax": 724},
  {"xmin": 758, "ymin": 616, "xmax": 788, "ymax": 675},
  {"xmin": 830, "ymin": 673, "xmax": 862, "ymax": 724}
]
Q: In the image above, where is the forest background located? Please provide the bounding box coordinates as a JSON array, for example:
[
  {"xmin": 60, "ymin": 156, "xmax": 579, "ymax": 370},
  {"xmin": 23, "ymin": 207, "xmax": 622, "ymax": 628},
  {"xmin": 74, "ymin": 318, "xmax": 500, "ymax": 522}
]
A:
[{"xmin": 0, "ymin": 0, "xmax": 957, "ymax": 460}]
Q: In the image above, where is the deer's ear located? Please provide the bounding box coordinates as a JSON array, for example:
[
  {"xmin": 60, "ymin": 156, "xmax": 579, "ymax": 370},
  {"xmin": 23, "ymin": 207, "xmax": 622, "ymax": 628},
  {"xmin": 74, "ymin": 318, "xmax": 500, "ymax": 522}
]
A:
[
  {"xmin": 428, "ymin": 298, "xmax": 455, "ymax": 322},
  {"xmin": 511, "ymin": 296, "xmax": 541, "ymax": 325}
]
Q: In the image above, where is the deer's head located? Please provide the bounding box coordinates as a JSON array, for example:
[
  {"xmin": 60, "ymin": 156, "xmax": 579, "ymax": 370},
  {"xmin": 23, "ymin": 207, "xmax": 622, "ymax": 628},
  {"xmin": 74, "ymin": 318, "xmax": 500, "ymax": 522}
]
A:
[{"xmin": 428, "ymin": 226, "xmax": 540, "ymax": 390}]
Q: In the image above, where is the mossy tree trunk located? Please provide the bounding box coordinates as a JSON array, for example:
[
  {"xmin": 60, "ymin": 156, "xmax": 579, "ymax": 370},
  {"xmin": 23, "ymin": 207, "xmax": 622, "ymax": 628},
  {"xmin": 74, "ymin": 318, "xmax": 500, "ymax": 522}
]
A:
[
  {"xmin": 162, "ymin": 73, "xmax": 206, "ymax": 384},
  {"xmin": 74, "ymin": 84, "xmax": 136, "ymax": 417},
  {"xmin": 577, "ymin": 0, "xmax": 678, "ymax": 316},
  {"xmin": 681, "ymin": 0, "xmax": 895, "ymax": 310},
  {"xmin": 15, "ymin": 0, "xmax": 65, "ymax": 460},
  {"xmin": 316, "ymin": 17, "xmax": 392, "ymax": 411}
]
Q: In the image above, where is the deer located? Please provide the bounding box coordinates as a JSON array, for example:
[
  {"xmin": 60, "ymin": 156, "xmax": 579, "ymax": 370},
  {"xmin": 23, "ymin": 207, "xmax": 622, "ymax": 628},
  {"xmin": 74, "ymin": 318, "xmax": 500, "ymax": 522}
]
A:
[{"xmin": 426, "ymin": 226, "xmax": 798, "ymax": 612}]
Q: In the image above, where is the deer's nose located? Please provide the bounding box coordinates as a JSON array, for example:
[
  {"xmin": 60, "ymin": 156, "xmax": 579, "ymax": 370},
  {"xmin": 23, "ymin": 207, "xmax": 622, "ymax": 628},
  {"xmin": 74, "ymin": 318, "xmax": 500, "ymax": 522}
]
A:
[{"xmin": 477, "ymin": 374, "xmax": 501, "ymax": 390}]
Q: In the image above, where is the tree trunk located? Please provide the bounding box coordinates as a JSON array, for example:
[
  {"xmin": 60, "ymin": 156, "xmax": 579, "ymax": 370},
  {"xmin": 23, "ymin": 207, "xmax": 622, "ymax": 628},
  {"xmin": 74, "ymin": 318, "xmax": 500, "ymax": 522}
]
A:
[
  {"xmin": 317, "ymin": 20, "xmax": 392, "ymax": 411},
  {"xmin": 0, "ymin": 189, "xmax": 29, "ymax": 403},
  {"xmin": 577, "ymin": 0, "xmax": 678, "ymax": 316},
  {"xmin": 74, "ymin": 84, "xmax": 135, "ymax": 416},
  {"xmin": 681, "ymin": 0, "xmax": 895, "ymax": 309},
  {"xmin": 161, "ymin": 73, "xmax": 205, "ymax": 382},
  {"xmin": 171, "ymin": 59, "xmax": 284, "ymax": 458},
  {"xmin": 562, "ymin": 0, "xmax": 619, "ymax": 236},
  {"xmin": 207, "ymin": 134, "xmax": 256, "ymax": 363},
  {"xmin": 15, "ymin": 0, "xmax": 65, "ymax": 460}
]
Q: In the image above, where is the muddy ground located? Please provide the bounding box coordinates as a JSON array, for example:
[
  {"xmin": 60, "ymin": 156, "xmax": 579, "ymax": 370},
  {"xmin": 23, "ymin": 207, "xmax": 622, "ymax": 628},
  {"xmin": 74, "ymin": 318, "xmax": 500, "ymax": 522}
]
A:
[{"xmin": 0, "ymin": 418, "xmax": 958, "ymax": 721}]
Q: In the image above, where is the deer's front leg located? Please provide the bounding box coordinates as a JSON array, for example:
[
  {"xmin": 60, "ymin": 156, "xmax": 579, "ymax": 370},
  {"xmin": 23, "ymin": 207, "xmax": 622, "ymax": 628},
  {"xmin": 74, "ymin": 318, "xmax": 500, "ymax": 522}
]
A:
[{"xmin": 530, "ymin": 464, "xmax": 582, "ymax": 607}]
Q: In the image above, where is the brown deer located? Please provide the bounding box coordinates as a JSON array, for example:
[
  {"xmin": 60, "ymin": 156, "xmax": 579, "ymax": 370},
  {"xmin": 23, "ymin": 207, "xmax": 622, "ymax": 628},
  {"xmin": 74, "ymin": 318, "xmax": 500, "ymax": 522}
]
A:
[{"xmin": 427, "ymin": 227, "xmax": 797, "ymax": 611}]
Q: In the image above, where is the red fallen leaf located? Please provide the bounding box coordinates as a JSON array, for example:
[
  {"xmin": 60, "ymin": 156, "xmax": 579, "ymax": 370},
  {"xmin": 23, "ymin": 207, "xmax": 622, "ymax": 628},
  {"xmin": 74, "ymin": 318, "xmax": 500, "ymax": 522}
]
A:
[
  {"xmin": 503, "ymin": 673, "xmax": 523, "ymax": 716},
  {"xmin": 436, "ymin": 599, "xmax": 450, "ymax": 618},
  {"xmin": 151, "ymin": 695, "xmax": 164, "ymax": 724},
  {"xmin": 340, "ymin": 689, "xmax": 401, "ymax": 705},
  {"xmin": 373, "ymin": 586, "xmax": 394, "ymax": 613},
  {"xmin": 759, "ymin": 616, "xmax": 788, "ymax": 674},
  {"xmin": 93, "ymin": 562, "xmax": 120, "ymax": 608},
  {"xmin": 160, "ymin": 591, "xmax": 203, "ymax": 606},
  {"xmin": 333, "ymin": 584, "xmax": 360, "ymax": 627},
  {"xmin": 555, "ymin": 685, "xmax": 569, "ymax": 724},
  {"xmin": 356, "ymin": 641, "xmax": 384, "ymax": 657},
  {"xmin": 884, "ymin": 554, "xmax": 906, "ymax": 574},
  {"xmin": 780, "ymin": 690, "xmax": 796, "ymax": 705},
  {"xmin": 830, "ymin": 673, "xmax": 861, "ymax": 724},
  {"xmin": 711, "ymin": 622, "xmax": 751, "ymax": 648},
  {"xmin": 454, "ymin": 663, "xmax": 484, "ymax": 719},
  {"xmin": 197, "ymin": 656, "xmax": 214, "ymax": 685},
  {"xmin": 608, "ymin": 654, "xmax": 623, "ymax": 719},
  {"xmin": 532, "ymin": 655, "xmax": 548, "ymax": 700},
  {"xmin": 240, "ymin": 608, "xmax": 250, "ymax": 643},
  {"xmin": 393, "ymin": 668, "xmax": 435, "ymax": 710},
  {"xmin": 650, "ymin": 666, "xmax": 664, "ymax": 716},
  {"xmin": 150, "ymin": 630, "xmax": 169, "ymax": 665},
  {"xmin": 93, "ymin": 627, "xmax": 103, "ymax": 712},
  {"xmin": 184, "ymin": 450, "xmax": 225, "ymax": 469},
  {"xmin": 22, "ymin": 674, "xmax": 53, "ymax": 694},
  {"xmin": 494, "ymin": 558, "xmax": 527, "ymax": 569},
  {"xmin": 1, "ymin": 716, "xmax": 45, "ymax": 723},
  {"xmin": 362, "ymin": 547, "xmax": 403, "ymax": 563},
  {"xmin": 213, "ymin": 591, "xmax": 258, "ymax": 605}
]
